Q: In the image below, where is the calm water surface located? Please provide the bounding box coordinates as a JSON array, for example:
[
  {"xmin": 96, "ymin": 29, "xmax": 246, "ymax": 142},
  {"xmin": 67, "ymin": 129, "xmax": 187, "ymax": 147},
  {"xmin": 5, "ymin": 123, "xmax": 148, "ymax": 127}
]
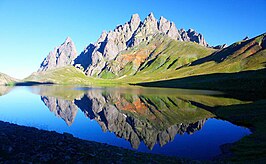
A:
[{"xmin": 0, "ymin": 86, "xmax": 251, "ymax": 159}]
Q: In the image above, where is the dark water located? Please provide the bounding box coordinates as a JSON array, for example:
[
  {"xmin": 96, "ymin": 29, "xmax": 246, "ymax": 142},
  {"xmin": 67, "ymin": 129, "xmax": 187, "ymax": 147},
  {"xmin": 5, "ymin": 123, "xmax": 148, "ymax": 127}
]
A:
[{"xmin": 0, "ymin": 86, "xmax": 251, "ymax": 160}]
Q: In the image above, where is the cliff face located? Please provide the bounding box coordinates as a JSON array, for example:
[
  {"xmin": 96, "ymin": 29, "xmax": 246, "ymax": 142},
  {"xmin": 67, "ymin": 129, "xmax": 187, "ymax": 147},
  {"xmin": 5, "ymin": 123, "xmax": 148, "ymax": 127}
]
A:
[
  {"xmin": 73, "ymin": 13, "xmax": 209, "ymax": 77},
  {"xmin": 38, "ymin": 37, "xmax": 77, "ymax": 72}
]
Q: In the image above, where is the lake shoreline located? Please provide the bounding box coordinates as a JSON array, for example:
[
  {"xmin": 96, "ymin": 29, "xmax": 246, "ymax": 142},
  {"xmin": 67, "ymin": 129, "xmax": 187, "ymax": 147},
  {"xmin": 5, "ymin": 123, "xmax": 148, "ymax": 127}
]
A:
[
  {"xmin": 0, "ymin": 120, "xmax": 192, "ymax": 163},
  {"xmin": 1, "ymin": 85, "xmax": 265, "ymax": 163}
]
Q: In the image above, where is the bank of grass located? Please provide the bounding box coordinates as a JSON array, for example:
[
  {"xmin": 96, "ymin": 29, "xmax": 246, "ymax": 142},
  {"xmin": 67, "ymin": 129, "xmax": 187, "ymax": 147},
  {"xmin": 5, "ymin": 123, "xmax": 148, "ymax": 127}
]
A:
[
  {"xmin": 0, "ymin": 73, "xmax": 18, "ymax": 86},
  {"xmin": 25, "ymin": 66, "xmax": 124, "ymax": 86},
  {"xmin": 213, "ymin": 100, "xmax": 266, "ymax": 162},
  {"xmin": 137, "ymin": 68, "xmax": 266, "ymax": 93}
]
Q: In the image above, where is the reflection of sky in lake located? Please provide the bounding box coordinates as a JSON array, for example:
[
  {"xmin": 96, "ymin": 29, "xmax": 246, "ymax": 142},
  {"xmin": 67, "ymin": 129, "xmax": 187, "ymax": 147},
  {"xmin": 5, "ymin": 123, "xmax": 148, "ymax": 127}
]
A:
[{"xmin": 0, "ymin": 87, "xmax": 251, "ymax": 160}]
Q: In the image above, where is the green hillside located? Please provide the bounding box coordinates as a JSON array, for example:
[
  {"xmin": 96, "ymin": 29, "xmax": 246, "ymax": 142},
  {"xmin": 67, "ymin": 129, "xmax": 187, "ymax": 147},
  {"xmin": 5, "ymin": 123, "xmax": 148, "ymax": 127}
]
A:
[
  {"xmin": 0, "ymin": 72, "xmax": 17, "ymax": 86},
  {"xmin": 124, "ymin": 33, "xmax": 266, "ymax": 83},
  {"xmin": 137, "ymin": 68, "xmax": 266, "ymax": 93},
  {"xmin": 25, "ymin": 66, "xmax": 92, "ymax": 85},
  {"xmin": 25, "ymin": 66, "xmax": 121, "ymax": 86},
  {"xmin": 97, "ymin": 34, "xmax": 215, "ymax": 79},
  {"xmin": 25, "ymin": 33, "xmax": 266, "ymax": 92},
  {"xmin": 135, "ymin": 33, "xmax": 266, "ymax": 92}
]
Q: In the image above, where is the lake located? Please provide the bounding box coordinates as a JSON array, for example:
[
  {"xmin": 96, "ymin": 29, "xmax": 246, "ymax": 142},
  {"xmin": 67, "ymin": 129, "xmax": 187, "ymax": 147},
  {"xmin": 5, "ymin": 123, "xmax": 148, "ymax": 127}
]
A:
[{"xmin": 0, "ymin": 85, "xmax": 251, "ymax": 160}]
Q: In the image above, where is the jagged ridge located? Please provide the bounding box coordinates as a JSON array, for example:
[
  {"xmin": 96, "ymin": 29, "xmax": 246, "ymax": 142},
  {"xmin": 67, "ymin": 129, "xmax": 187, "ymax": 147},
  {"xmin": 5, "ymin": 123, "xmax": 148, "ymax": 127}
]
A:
[
  {"xmin": 38, "ymin": 37, "xmax": 78, "ymax": 72},
  {"xmin": 73, "ymin": 13, "xmax": 209, "ymax": 77}
]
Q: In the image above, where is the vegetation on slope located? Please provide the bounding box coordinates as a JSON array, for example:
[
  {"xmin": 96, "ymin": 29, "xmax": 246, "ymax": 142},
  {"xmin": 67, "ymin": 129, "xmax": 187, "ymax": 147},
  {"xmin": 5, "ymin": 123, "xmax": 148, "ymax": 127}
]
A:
[
  {"xmin": 25, "ymin": 33, "xmax": 266, "ymax": 92},
  {"xmin": 137, "ymin": 68, "xmax": 266, "ymax": 93},
  {"xmin": 124, "ymin": 33, "xmax": 266, "ymax": 83},
  {"xmin": 97, "ymin": 34, "xmax": 215, "ymax": 79},
  {"xmin": 0, "ymin": 73, "xmax": 17, "ymax": 86},
  {"xmin": 25, "ymin": 66, "xmax": 89, "ymax": 84},
  {"xmin": 25, "ymin": 66, "xmax": 119, "ymax": 86},
  {"xmin": 15, "ymin": 33, "xmax": 266, "ymax": 163}
]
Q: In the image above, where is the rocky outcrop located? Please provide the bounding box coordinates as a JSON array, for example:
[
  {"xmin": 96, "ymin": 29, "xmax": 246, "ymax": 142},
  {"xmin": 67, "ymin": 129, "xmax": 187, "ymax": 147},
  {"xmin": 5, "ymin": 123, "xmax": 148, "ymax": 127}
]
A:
[
  {"xmin": 73, "ymin": 44, "xmax": 94, "ymax": 71},
  {"xmin": 212, "ymin": 44, "xmax": 228, "ymax": 49},
  {"xmin": 74, "ymin": 13, "xmax": 209, "ymax": 76},
  {"xmin": 243, "ymin": 36, "xmax": 249, "ymax": 41},
  {"xmin": 262, "ymin": 35, "xmax": 266, "ymax": 49},
  {"xmin": 38, "ymin": 37, "xmax": 77, "ymax": 72},
  {"xmin": 185, "ymin": 29, "xmax": 208, "ymax": 46},
  {"xmin": 41, "ymin": 96, "xmax": 78, "ymax": 126}
]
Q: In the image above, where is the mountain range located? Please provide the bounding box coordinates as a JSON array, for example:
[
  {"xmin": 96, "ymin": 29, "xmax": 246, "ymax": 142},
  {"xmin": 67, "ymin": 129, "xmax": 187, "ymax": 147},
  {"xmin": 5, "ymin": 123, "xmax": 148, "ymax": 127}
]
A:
[
  {"xmin": 37, "ymin": 13, "xmax": 210, "ymax": 76},
  {"xmin": 2, "ymin": 13, "xmax": 266, "ymax": 91}
]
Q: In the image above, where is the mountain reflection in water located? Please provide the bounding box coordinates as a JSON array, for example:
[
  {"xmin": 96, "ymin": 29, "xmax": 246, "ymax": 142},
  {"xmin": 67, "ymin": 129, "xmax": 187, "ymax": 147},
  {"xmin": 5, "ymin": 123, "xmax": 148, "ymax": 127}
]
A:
[
  {"xmin": 0, "ymin": 85, "xmax": 251, "ymax": 159},
  {"xmin": 32, "ymin": 85, "xmax": 243, "ymax": 150}
]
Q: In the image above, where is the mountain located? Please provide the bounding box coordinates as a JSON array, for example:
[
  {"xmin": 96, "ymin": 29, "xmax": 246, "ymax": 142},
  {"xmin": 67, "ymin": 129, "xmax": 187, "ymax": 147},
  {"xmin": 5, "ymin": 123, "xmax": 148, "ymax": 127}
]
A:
[
  {"xmin": 0, "ymin": 72, "xmax": 17, "ymax": 85},
  {"xmin": 27, "ymin": 66, "xmax": 92, "ymax": 84},
  {"xmin": 38, "ymin": 37, "xmax": 77, "ymax": 72},
  {"xmin": 137, "ymin": 33, "xmax": 266, "ymax": 92},
  {"xmin": 74, "ymin": 13, "xmax": 209, "ymax": 77},
  {"xmin": 92, "ymin": 34, "xmax": 214, "ymax": 79},
  {"xmin": 127, "ymin": 32, "xmax": 266, "ymax": 81},
  {"xmin": 27, "ymin": 13, "xmax": 265, "ymax": 92}
]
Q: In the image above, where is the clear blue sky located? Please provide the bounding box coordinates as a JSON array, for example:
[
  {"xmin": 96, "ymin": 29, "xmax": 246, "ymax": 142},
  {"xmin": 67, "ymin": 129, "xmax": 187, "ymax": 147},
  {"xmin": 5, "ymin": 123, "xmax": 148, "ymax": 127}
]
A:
[{"xmin": 0, "ymin": 0, "xmax": 265, "ymax": 79}]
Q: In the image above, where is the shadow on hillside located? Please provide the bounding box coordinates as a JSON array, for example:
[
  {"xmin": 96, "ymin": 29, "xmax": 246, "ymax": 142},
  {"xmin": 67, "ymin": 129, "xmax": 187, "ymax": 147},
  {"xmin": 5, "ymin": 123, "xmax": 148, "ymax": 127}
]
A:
[
  {"xmin": 14, "ymin": 81, "xmax": 54, "ymax": 86},
  {"xmin": 136, "ymin": 68, "xmax": 266, "ymax": 99},
  {"xmin": 190, "ymin": 39, "xmax": 255, "ymax": 66}
]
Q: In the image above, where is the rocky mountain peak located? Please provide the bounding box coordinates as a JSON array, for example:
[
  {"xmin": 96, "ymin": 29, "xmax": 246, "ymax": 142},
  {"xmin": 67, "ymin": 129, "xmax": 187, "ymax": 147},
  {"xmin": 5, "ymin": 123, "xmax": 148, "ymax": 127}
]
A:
[
  {"xmin": 141, "ymin": 12, "xmax": 158, "ymax": 33},
  {"xmin": 97, "ymin": 31, "xmax": 107, "ymax": 43},
  {"xmin": 129, "ymin": 14, "xmax": 141, "ymax": 30},
  {"xmin": 65, "ymin": 36, "xmax": 72, "ymax": 43},
  {"xmin": 74, "ymin": 13, "xmax": 209, "ymax": 76},
  {"xmin": 146, "ymin": 12, "xmax": 156, "ymax": 22},
  {"xmin": 38, "ymin": 37, "xmax": 77, "ymax": 72},
  {"xmin": 158, "ymin": 16, "xmax": 170, "ymax": 33}
]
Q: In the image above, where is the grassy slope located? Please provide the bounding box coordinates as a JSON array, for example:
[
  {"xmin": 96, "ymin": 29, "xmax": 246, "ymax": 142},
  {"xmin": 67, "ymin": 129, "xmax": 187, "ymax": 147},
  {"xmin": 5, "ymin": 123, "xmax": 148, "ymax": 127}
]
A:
[
  {"xmin": 137, "ymin": 68, "xmax": 266, "ymax": 93},
  {"xmin": 26, "ymin": 33, "xmax": 266, "ymax": 89},
  {"xmin": 20, "ymin": 33, "xmax": 266, "ymax": 163},
  {"xmin": 0, "ymin": 73, "xmax": 18, "ymax": 85},
  {"xmin": 127, "ymin": 33, "xmax": 266, "ymax": 83},
  {"xmin": 100, "ymin": 34, "xmax": 216, "ymax": 81},
  {"xmin": 25, "ymin": 66, "xmax": 121, "ymax": 86},
  {"xmin": 135, "ymin": 33, "xmax": 266, "ymax": 93}
]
